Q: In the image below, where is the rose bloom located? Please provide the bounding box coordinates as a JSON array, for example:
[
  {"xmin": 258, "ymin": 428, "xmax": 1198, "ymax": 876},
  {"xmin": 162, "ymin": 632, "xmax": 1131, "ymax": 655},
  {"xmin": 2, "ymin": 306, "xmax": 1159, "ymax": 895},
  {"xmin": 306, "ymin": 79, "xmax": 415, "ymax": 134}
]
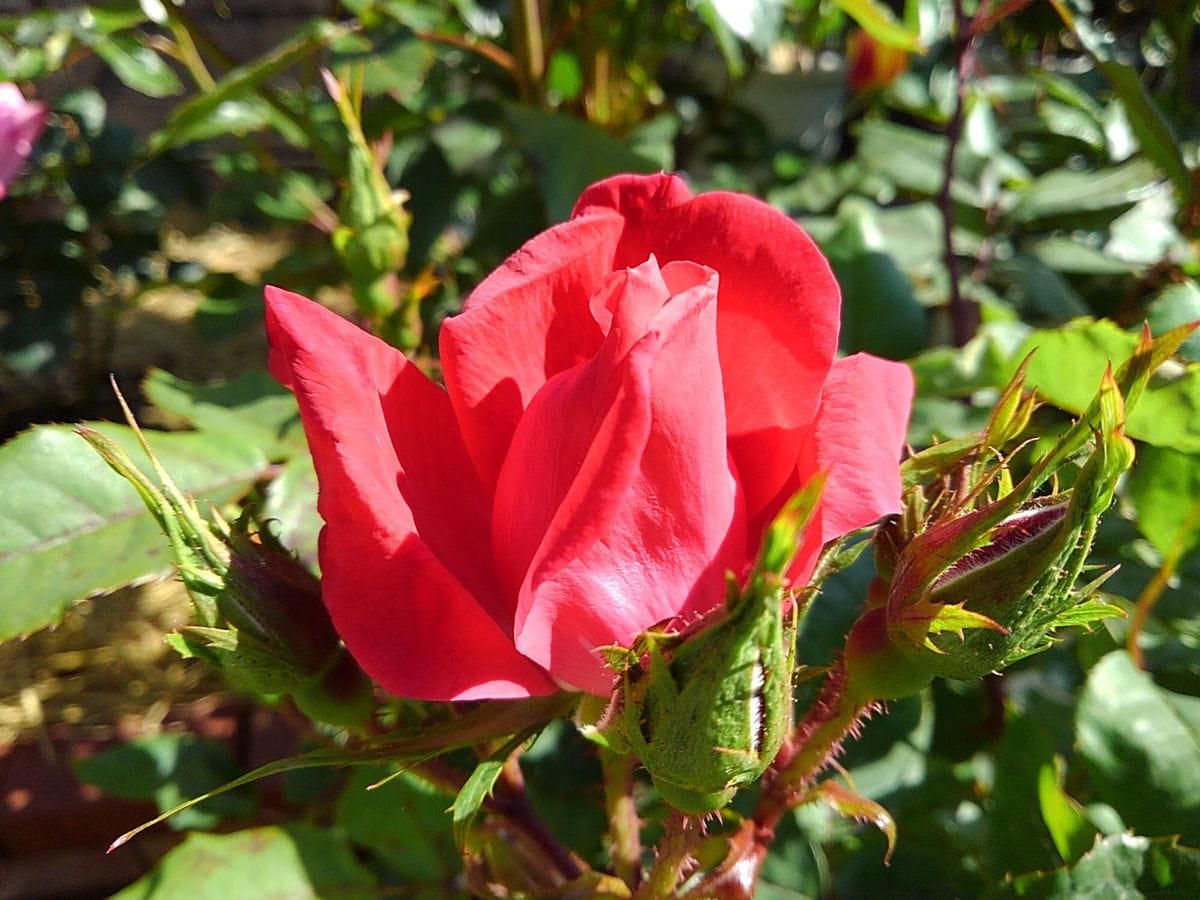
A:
[
  {"xmin": 0, "ymin": 84, "xmax": 48, "ymax": 199},
  {"xmin": 266, "ymin": 173, "xmax": 912, "ymax": 700}
]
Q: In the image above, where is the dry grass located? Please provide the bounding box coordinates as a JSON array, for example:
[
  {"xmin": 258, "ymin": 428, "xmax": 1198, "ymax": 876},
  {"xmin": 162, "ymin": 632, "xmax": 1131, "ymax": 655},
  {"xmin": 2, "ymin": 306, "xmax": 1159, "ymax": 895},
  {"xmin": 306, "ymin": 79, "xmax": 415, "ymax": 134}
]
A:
[{"xmin": 0, "ymin": 580, "xmax": 225, "ymax": 747}]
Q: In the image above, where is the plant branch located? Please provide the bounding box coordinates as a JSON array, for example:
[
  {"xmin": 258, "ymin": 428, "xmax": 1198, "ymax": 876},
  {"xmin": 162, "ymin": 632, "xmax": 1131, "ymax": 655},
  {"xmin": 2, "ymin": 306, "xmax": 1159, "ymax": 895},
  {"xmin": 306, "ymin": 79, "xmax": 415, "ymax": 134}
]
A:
[
  {"xmin": 1127, "ymin": 500, "xmax": 1200, "ymax": 668},
  {"xmin": 635, "ymin": 811, "xmax": 701, "ymax": 899},
  {"xmin": 490, "ymin": 755, "xmax": 583, "ymax": 882},
  {"xmin": 161, "ymin": 6, "xmax": 216, "ymax": 90},
  {"xmin": 939, "ymin": 0, "xmax": 981, "ymax": 347},
  {"xmin": 413, "ymin": 30, "xmax": 518, "ymax": 78},
  {"xmin": 601, "ymin": 747, "xmax": 643, "ymax": 890}
]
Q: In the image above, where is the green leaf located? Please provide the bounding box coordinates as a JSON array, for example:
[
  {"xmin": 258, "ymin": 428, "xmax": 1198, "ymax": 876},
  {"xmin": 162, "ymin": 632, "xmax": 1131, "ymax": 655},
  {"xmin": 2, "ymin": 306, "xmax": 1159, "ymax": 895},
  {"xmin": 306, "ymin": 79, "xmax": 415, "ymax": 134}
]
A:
[
  {"xmin": 1037, "ymin": 760, "xmax": 1097, "ymax": 864},
  {"xmin": 1009, "ymin": 158, "xmax": 1161, "ymax": 224},
  {"xmin": 143, "ymin": 368, "xmax": 304, "ymax": 460},
  {"xmin": 1076, "ymin": 651, "xmax": 1200, "ymax": 844},
  {"xmin": 994, "ymin": 253, "xmax": 1091, "ymax": 321},
  {"xmin": 92, "ymin": 31, "xmax": 182, "ymax": 97},
  {"xmin": 1051, "ymin": 0, "xmax": 1193, "ymax": 206},
  {"xmin": 1145, "ymin": 281, "xmax": 1200, "ymax": 362},
  {"xmin": 262, "ymin": 451, "xmax": 320, "ymax": 571},
  {"xmin": 84, "ymin": 3, "xmax": 150, "ymax": 35},
  {"xmin": 992, "ymin": 834, "xmax": 1200, "ymax": 899},
  {"xmin": 337, "ymin": 766, "xmax": 459, "ymax": 884},
  {"xmin": 990, "ymin": 712, "xmax": 1066, "ymax": 875},
  {"xmin": 833, "ymin": 0, "xmax": 923, "ymax": 51},
  {"xmin": 854, "ymin": 119, "xmax": 985, "ymax": 206},
  {"xmin": 1026, "ymin": 237, "xmax": 1136, "ymax": 276},
  {"xmin": 806, "ymin": 779, "xmax": 897, "ymax": 863},
  {"xmin": 74, "ymin": 733, "xmax": 256, "ymax": 830},
  {"xmin": 451, "ymin": 756, "xmax": 507, "ymax": 846},
  {"xmin": 149, "ymin": 19, "xmax": 351, "ymax": 154},
  {"xmin": 1016, "ymin": 319, "xmax": 1200, "ymax": 452},
  {"xmin": 892, "ymin": 601, "xmax": 1005, "ymax": 649},
  {"xmin": 0, "ymin": 424, "xmax": 268, "ymax": 640},
  {"xmin": 502, "ymin": 103, "xmax": 658, "ymax": 222},
  {"xmin": 822, "ymin": 197, "xmax": 927, "ymax": 360},
  {"xmin": 112, "ymin": 823, "xmax": 376, "ymax": 899},
  {"xmin": 1127, "ymin": 445, "xmax": 1200, "ymax": 558},
  {"xmin": 1045, "ymin": 597, "xmax": 1124, "ymax": 632}
]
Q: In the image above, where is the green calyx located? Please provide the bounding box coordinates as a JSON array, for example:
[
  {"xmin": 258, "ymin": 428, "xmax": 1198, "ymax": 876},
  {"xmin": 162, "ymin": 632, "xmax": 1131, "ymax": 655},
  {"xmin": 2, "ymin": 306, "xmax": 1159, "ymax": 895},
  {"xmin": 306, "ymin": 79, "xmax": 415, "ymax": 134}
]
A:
[
  {"xmin": 620, "ymin": 585, "xmax": 795, "ymax": 814},
  {"xmin": 843, "ymin": 607, "xmax": 932, "ymax": 702}
]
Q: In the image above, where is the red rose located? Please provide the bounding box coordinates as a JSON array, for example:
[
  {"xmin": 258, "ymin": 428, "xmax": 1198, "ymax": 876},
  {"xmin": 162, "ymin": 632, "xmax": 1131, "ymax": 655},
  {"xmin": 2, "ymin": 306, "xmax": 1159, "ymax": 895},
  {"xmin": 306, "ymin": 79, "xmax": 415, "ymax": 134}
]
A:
[{"xmin": 266, "ymin": 173, "xmax": 912, "ymax": 700}]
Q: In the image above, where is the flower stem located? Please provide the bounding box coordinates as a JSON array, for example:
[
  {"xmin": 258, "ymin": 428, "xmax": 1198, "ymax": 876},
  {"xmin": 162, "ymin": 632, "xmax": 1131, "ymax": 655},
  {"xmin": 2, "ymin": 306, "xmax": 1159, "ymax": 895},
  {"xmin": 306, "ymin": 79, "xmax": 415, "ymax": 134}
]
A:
[
  {"xmin": 601, "ymin": 747, "xmax": 643, "ymax": 890},
  {"xmin": 939, "ymin": 0, "xmax": 980, "ymax": 347},
  {"xmin": 635, "ymin": 811, "xmax": 700, "ymax": 899},
  {"xmin": 691, "ymin": 663, "xmax": 872, "ymax": 895},
  {"xmin": 1127, "ymin": 498, "xmax": 1200, "ymax": 668},
  {"xmin": 492, "ymin": 755, "xmax": 583, "ymax": 881}
]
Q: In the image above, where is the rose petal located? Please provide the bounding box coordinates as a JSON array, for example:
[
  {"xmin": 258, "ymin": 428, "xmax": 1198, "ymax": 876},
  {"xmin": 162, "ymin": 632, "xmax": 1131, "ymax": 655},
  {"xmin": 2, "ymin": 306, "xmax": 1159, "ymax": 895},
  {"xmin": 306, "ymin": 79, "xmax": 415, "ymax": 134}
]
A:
[
  {"xmin": 265, "ymin": 287, "xmax": 556, "ymax": 700},
  {"xmin": 574, "ymin": 173, "xmax": 840, "ymax": 523},
  {"xmin": 788, "ymin": 353, "xmax": 914, "ymax": 582},
  {"xmin": 495, "ymin": 259, "xmax": 745, "ymax": 693},
  {"xmin": 440, "ymin": 212, "xmax": 624, "ymax": 491}
]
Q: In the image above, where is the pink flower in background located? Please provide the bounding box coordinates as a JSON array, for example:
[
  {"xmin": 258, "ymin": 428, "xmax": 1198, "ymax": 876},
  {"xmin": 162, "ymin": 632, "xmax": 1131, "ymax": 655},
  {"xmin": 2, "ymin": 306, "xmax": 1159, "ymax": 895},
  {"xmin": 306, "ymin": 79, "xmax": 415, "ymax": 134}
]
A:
[
  {"xmin": 266, "ymin": 173, "xmax": 913, "ymax": 701},
  {"xmin": 0, "ymin": 84, "xmax": 48, "ymax": 199}
]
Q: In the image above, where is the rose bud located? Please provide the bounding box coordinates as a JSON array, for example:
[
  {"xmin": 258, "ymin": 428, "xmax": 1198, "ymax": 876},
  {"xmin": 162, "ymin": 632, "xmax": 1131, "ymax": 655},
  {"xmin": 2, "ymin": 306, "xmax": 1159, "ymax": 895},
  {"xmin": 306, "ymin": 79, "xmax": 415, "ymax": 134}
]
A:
[
  {"xmin": 846, "ymin": 369, "xmax": 1135, "ymax": 698},
  {"xmin": 200, "ymin": 527, "xmax": 374, "ymax": 726},
  {"xmin": 845, "ymin": 29, "xmax": 909, "ymax": 94},
  {"xmin": 323, "ymin": 69, "xmax": 414, "ymax": 337},
  {"xmin": 78, "ymin": 424, "xmax": 373, "ymax": 726},
  {"xmin": 614, "ymin": 479, "xmax": 823, "ymax": 813}
]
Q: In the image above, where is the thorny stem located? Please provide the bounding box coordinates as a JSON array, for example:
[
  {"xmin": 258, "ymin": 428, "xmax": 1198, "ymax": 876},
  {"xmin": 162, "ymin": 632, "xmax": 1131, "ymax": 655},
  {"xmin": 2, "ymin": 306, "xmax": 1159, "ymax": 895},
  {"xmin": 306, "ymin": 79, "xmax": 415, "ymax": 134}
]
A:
[
  {"xmin": 601, "ymin": 747, "xmax": 643, "ymax": 890},
  {"xmin": 940, "ymin": 0, "xmax": 981, "ymax": 347},
  {"xmin": 1127, "ymin": 499, "xmax": 1200, "ymax": 668},
  {"xmin": 764, "ymin": 663, "xmax": 870, "ymax": 814},
  {"xmin": 636, "ymin": 811, "xmax": 701, "ymax": 899},
  {"xmin": 491, "ymin": 754, "xmax": 583, "ymax": 882},
  {"xmin": 691, "ymin": 663, "xmax": 872, "ymax": 896}
]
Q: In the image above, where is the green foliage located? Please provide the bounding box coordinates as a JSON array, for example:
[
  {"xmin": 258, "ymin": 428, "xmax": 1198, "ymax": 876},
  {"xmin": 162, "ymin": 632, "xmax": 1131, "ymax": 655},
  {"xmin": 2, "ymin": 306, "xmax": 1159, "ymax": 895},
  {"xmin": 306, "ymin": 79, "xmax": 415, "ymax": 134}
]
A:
[
  {"xmin": 4, "ymin": 0, "xmax": 1200, "ymax": 895},
  {"xmin": 112, "ymin": 824, "xmax": 377, "ymax": 899},
  {"xmin": 990, "ymin": 835, "xmax": 1200, "ymax": 899},
  {"xmin": 1076, "ymin": 652, "xmax": 1200, "ymax": 845},
  {"xmin": 338, "ymin": 766, "xmax": 461, "ymax": 886},
  {"xmin": 143, "ymin": 369, "xmax": 304, "ymax": 461},
  {"xmin": 74, "ymin": 733, "xmax": 256, "ymax": 831},
  {"xmin": 0, "ymin": 423, "xmax": 268, "ymax": 639}
]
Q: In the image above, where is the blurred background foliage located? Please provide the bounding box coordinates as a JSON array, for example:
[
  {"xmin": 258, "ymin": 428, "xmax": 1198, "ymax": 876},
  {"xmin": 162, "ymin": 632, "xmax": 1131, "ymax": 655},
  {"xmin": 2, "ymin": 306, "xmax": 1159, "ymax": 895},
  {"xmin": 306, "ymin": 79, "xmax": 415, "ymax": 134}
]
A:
[{"xmin": 1, "ymin": 0, "xmax": 1199, "ymax": 896}]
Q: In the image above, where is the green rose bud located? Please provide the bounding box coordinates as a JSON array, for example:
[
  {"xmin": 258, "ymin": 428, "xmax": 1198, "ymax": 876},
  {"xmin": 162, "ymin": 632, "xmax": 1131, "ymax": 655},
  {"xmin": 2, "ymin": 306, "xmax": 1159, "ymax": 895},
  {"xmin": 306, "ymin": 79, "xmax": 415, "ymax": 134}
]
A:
[
  {"xmin": 843, "ymin": 354, "xmax": 1156, "ymax": 701},
  {"xmin": 616, "ymin": 478, "xmax": 824, "ymax": 813},
  {"xmin": 79, "ymin": 414, "xmax": 372, "ymax": 727},
  {"xmin": 620, "ymin": 582, "xmax": 795, "ymax": 814}
]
